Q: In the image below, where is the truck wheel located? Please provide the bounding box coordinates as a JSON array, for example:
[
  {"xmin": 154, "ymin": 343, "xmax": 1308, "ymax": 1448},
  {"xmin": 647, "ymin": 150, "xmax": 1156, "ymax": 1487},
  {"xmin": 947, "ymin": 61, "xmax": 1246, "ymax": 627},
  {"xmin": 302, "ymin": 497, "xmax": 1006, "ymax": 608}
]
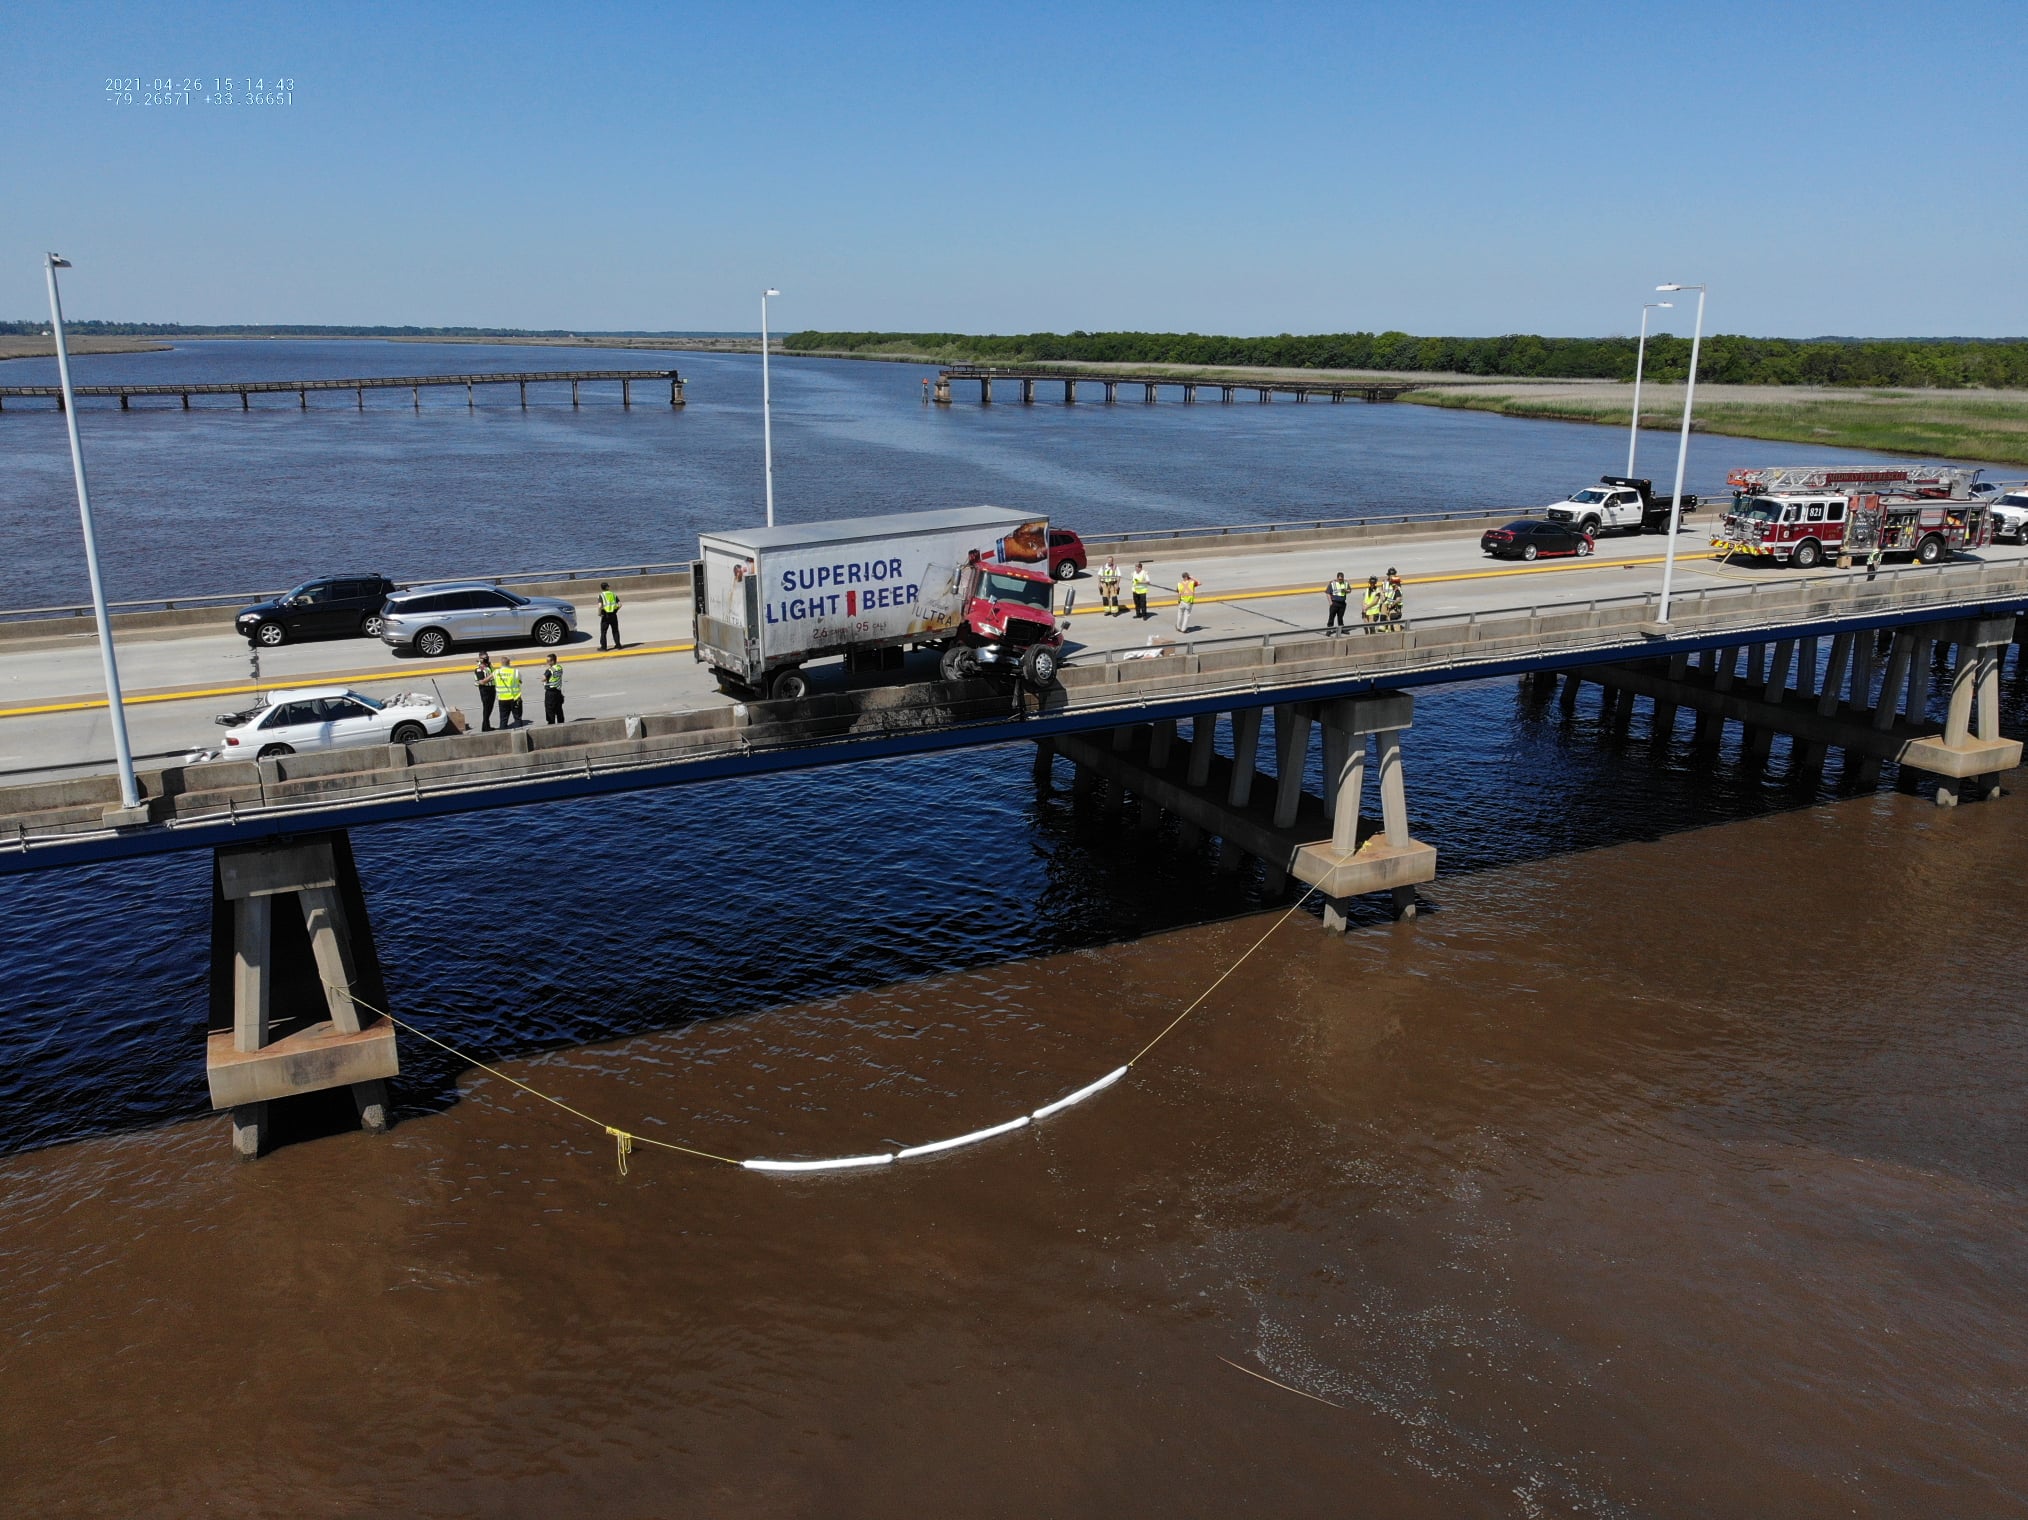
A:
[
  {"xmin": 769, "ymin": 667, "xmax": 810, "ymax": 701},
  {"xmin": 1020, "ymin": 645, "xmax": 1060, "ymax": 686},
  {"xmin": 1917, "ymin": 534, "xmax": 1945, "ymax": 565},
  {"xmin": 1580, "ymin": 515, "xmax": 1602, "ymax": 537},
  {"xmin": 1792, "ymin": 539, "xmax": 1823, "ymax": 570},
  {"xmin": 939, "ymin": 646, "xmax": 979, "ymax": 682}
]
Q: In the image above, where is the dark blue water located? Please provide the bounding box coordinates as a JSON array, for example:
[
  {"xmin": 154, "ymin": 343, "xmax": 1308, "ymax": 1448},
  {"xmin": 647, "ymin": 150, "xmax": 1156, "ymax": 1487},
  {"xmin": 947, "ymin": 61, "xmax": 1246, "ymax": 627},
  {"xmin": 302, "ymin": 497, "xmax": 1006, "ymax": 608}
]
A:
[
  {"xmin": 2, "ymin": 340, "xmax": 2022, "ymax": 1154},
  {"xmin": 0, "ymin": 338, "xmax": 1996, "ymax": 607}
]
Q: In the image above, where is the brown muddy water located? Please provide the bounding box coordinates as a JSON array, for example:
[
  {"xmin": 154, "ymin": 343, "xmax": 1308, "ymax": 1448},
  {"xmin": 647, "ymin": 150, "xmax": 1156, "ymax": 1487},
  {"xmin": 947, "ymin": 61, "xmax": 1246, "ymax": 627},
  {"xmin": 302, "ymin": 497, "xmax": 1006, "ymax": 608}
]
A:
[{"xmin": 4, "ymin": 783, "xmax": 2026, "ymax": 1518}]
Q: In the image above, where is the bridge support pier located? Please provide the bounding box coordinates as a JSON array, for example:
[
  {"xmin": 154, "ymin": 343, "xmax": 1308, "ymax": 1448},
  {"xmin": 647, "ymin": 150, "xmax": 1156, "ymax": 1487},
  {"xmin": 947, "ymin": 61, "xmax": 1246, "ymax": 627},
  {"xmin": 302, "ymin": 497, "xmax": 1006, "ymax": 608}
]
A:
[
  {"xmin": 933, "ymin": 378, "xmax": 951, "ymax": 404},
  {"xmin": 1021, "ymin": 379, "xmax": 1034, "ymax": 404},
  {"xmin": 207, "ymin": 831, "xmax": 399, "ymax": 1160},
  {"xmin": 1062, "ymin": 694, "xmax": 1435, "ymax": 930}
]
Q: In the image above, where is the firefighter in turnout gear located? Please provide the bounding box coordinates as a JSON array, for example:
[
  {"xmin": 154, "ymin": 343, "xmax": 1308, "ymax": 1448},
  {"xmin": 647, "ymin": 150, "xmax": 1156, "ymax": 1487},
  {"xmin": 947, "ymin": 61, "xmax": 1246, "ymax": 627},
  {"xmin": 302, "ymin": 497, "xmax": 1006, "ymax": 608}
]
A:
[
  {"xmin": 542, "ymin": 653, "xmax": 565, "ymax": 724},
  {"xmin": 1097, "ymin": 557, "xmax": 1122, "ymax": 615}
]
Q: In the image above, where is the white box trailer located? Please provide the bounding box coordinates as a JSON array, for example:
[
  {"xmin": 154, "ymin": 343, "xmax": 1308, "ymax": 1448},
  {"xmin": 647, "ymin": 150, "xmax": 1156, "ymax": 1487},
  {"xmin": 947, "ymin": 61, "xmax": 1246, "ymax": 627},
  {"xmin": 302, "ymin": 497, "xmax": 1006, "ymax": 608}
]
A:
[{"xmin": 692, "ymin": 505, "xmax": 1052, "ymax": 697}]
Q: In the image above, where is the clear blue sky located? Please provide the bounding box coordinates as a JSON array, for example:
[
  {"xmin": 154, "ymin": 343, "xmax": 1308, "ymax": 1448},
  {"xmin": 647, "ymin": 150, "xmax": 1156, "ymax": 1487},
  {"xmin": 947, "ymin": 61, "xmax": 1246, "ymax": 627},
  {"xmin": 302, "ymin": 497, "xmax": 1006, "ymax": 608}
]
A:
[{"xmin": 4, "ymin": 0, "xmax": 2021, "ymax": 338}]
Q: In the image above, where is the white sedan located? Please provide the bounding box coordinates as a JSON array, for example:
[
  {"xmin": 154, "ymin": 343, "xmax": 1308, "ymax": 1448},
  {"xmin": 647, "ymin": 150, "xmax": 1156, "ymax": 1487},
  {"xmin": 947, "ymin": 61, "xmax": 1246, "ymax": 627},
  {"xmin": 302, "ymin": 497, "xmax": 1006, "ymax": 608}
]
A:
[{"xmin": 213, "ymin": 686, "xmax": 452, "ymax": 760}]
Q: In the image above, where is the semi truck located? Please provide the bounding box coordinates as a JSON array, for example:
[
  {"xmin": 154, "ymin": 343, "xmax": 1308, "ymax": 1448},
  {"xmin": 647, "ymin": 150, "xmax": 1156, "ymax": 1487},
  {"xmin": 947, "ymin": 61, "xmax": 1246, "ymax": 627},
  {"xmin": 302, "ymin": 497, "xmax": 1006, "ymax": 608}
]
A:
[
  {"xmin": 1542, "ymin": 475, "xmax": 1697, "ymax": 536},
  {"xmin": 692, "ymin": 505, "xmax": 1068, "ymax": 700}
]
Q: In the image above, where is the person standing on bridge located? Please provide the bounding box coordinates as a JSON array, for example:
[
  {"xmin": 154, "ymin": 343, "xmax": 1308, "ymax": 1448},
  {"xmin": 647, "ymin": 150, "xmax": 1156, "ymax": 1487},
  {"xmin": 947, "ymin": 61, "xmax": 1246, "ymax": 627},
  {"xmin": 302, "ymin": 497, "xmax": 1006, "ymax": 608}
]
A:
[
  {"xmin": 1175, "ymin": 571, "xmax": 1199, "ymax": 633},
  {"xmin": 493, "ymin": 658, "xmax": 524, "ymax": 728},
  {"xmin": 1384, "ymin": 568, "xmax": 1406, "ymax": 627},
  {"xmin": 473, "ymin": 653, "xmax": 497, "ymax": 732},
  {"xmin": 1362, "ymin": 576, "xmax": 1384, "ymax": 633},
  {"xmin": 1097, "ymin": 557, "xmax": 1122, "ymax": 616},
  {"xmin": 597, "ymin": 582, "xmax": 623, "ymax": 651},
  {"xmin": 1326, "ymin": 572, "xmax": 1351, "ymax": 634},
  {"xmin": 1131, "ymin": 563, "xmax": 1151, "ymax": 620},
  {"xmin": 1867, "ymin": 538, "xmax": 1884, "ymax": 581},
  {"xmin": 542, "ymin": 653, "xmax": 565, "ymax": 725}
]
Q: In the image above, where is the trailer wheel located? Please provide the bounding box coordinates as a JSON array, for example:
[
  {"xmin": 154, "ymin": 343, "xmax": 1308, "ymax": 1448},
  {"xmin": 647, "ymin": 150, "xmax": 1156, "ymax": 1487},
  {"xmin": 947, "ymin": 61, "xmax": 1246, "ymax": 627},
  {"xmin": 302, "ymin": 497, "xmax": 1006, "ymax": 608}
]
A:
[
  {"xmin": 939, "ymin": 646, "xmax": 979, "ymax": 682},
  {"xmin": 768, "ymin": 666, "xmax": 810, "ymax": 701},
  {"xmin": 1792, "ymin": 538, "xmax": 1823, "ymax": 570},
  {"xmin": 1916, "ymin": 534, "xmax": 1946, "ymax": 565}
]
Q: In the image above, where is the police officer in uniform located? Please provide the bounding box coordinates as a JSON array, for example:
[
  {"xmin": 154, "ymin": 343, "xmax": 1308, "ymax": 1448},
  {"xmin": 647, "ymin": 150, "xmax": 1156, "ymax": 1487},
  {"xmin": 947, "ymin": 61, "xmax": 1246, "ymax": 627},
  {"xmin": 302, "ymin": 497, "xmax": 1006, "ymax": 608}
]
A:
[
  {"xmin": 1325, "ymin": 572, "xmax": 1351, "ymax": 634},
  {"xmin": 597, "ymin": 581, "xmax": 622, "ymax": 650},
  {"xmin": 473, "ymin": 653, "xmax": 496, "ymax": 731},
  {"xmin": 493, "ymin": 658, "xmax": 524, "ymax": 727},
  {"xmin": 1131, "ymin": 563, "xmax": 1152, "ymax": 620},
  {"xmin": 542, "ymin": 653, "xmax": 565, "ymax": 724}
]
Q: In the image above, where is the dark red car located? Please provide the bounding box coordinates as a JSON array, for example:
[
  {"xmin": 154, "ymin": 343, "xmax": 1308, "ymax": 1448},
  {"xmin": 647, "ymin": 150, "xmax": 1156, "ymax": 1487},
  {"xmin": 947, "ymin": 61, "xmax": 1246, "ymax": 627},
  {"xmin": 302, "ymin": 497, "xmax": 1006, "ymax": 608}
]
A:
[
  {"xmin": 1481, "ymin": 519, "xmax": 1594, "ymax": 561},
  {"xmin": 1047, "ymin": 528, "xmax": 1087, "ymax": 580}
]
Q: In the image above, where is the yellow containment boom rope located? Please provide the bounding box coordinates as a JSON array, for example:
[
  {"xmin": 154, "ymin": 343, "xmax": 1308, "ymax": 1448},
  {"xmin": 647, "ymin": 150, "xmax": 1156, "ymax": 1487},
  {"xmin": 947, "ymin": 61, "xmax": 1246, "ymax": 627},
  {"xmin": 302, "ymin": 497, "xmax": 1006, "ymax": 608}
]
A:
[
  {"xmin": 327, "ymin": 888, "xmax": 1324, "ymax": 1179},
  {"xmin": 337, "ymin": 987, "xmax": 741, "ymax": 1171}
]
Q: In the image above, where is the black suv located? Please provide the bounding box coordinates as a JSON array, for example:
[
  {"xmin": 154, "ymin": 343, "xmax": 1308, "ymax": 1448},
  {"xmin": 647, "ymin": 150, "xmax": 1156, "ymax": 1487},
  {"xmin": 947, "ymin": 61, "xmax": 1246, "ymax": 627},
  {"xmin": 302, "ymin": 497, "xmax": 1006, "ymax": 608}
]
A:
[{"xmin": 235, "ymin": 575, "xmax": 402, "ymax": 647}]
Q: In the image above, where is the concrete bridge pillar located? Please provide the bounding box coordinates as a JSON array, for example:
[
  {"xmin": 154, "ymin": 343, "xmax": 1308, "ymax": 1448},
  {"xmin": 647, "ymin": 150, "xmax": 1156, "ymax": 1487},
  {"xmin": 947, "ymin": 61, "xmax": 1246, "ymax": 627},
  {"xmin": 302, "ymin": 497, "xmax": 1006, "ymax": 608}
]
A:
[
  {"xmin": 1032, "ymin": 736, "xmax": 1055, "ymax": 785},
  {"xmin": 1144, "ymin": 383, "xmax": 1159, "ymax": 404},
  {"xmin": 1271, "ymin": 705, "xmax": 1313, "ymax": 829},
  {"xmin": 1226, "ymin": 708, "xmax": 1264, "ymax": 806},
  {"xmin": 933, "ymin": 378, "xmax": 952, "ymax": 404},
  {"xmin": 1148, "ymin": 718, "xmax": 1175, "ymax": 770},
  {"xmin": 1186, "ymin": 715, "xmax": 1217, "ymax": 787},
  {"xmin": 980, "ymin": 377, "xmax": 992, "ymax": 404},
  {"xmin": 208, "ymin": 832, "xmax": 397, "ymax": 1159},
  {"xmin": 1103, "ymin": 381, "xmax": 1117, "ymax": 403},
  {"xmin": 1220, "ymin": 386, "xmax": 1235, "ymax": 403},
  {"xmin": 1021, "ymin": 378, "xmax": 1035, "ymax": 404},
  {"xmin": 1064, "ymin": 380, "xmax": 1077, "ymax": 403}
]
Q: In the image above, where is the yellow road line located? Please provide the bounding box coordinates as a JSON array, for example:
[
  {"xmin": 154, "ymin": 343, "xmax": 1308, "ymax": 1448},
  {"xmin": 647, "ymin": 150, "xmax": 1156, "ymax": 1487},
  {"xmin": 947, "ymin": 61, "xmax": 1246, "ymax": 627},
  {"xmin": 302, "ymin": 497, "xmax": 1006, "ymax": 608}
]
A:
[
  {"xmin": 0, "ymin": 640, "xmax": 698, "ymax": 719},
  {"xmin": 0, "ymin": 551, "xmax": 1723, "ymax": 720}
]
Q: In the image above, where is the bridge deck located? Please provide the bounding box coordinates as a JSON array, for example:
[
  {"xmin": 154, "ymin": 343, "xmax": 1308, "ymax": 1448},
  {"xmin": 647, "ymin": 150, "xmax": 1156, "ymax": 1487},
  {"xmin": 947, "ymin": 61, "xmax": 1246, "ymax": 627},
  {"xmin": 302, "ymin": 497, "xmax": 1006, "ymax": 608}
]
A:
[
  {"xmin": 0, "ymin": 369, "xmax": 686, "ymax": 407},
  {"xmin": 4, "ymin": 553, "xmax": 2023, "ymax": 873}
]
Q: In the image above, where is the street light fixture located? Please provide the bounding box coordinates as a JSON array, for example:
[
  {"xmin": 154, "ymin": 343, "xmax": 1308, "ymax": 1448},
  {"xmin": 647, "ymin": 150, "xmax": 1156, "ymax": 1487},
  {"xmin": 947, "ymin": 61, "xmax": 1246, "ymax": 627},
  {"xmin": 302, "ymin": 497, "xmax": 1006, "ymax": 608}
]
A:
[
  {"xmin": 761, "ymin": 287, "xmax": 781, "ymax": 528},
  {"xmin": 1653, "ymin": 281, "xmax": 1707, "ymax": 625},
  {"xmin": 44, "ymin": 253, "xmax": 141, "ymax": 811},
  {"xmin": 1627, "ymin": 300, "xmax": 1673, "ymax": 478}
]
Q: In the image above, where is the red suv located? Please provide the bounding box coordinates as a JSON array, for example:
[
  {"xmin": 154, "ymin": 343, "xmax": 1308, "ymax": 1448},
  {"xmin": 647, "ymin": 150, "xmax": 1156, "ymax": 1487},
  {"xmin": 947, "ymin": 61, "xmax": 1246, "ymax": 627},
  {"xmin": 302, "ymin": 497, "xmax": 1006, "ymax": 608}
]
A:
[{"xmin": 1047, "ymin": 528, "xmax": 1088, "ymax": 580}]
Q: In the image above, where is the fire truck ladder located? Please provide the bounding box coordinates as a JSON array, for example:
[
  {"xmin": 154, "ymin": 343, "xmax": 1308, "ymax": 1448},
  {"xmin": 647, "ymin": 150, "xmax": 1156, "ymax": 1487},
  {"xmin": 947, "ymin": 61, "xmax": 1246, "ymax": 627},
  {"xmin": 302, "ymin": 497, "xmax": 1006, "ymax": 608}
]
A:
[{"xmin": 1727, "ymin": 463, "xmax": 1982, "ymax": 495}]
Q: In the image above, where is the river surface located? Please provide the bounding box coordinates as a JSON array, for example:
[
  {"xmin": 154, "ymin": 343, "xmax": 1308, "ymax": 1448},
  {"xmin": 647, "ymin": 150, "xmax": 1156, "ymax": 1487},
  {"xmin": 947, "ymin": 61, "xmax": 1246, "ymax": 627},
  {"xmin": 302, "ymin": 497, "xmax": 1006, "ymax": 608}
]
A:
[
  {"xmin": 1, "ymin": 342, "xmax": 2024, "ymax": 1515},
  {"xmin": 2, "ymin": 338, "xmax": 2011, "ymax": 607}
]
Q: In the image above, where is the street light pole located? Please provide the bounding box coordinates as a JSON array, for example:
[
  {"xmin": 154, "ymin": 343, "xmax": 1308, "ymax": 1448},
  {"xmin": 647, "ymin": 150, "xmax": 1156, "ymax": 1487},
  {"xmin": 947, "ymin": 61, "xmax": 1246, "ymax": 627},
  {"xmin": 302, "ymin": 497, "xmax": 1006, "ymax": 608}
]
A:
[
  {"xmin": 761, "ymin": 287, "xmax": 780, "ymax": 528},
  {"xmin": 1653, "ymin": 282, "xmax": 1707, "ymax": 626},
  {"xmin": 1627, "ymin": 300, "xmax": 1672, "ymax": 478},
  {"xmin": 44, "ymin": 254, "xmax": 140, "ymax": 811}
]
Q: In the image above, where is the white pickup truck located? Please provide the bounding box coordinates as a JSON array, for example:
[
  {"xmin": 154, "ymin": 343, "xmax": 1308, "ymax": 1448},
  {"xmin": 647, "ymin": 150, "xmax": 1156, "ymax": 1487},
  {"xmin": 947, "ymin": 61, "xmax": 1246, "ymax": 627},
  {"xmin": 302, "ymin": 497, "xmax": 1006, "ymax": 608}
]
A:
[{"xmin": 1542, "ymin": 475, "xmax": 1697, "ymax": 536}]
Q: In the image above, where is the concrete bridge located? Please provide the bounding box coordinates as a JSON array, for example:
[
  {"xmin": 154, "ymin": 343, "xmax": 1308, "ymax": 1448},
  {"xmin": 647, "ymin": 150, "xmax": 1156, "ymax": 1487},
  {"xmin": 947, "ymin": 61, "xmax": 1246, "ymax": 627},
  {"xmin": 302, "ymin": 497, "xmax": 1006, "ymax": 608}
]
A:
[
  {"xmin": 0, "ymin": 368, "xmax": 687, "ymax": 413},
  {"xmin": 5, "ymin": 517, "xmax": 2023, "ymax": 1159},
  {"xmin": 932, "ymin": 365, "xmax": 1432, "ymax": 405}
]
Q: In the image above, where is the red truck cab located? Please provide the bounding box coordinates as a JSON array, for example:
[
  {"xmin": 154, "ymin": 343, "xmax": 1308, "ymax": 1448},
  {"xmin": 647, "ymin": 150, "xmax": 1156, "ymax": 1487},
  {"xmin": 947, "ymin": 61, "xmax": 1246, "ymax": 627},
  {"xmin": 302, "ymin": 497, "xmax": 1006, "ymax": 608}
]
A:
[{"xmin": 939, "ymin": 552, "xmax": 1067, "ymax": 684}]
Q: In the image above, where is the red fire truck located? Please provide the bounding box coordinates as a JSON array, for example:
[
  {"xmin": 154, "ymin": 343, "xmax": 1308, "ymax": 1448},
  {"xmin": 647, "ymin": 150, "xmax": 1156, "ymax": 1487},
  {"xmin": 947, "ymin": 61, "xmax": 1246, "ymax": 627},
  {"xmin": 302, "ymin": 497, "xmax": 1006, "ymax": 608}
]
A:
[{"xmin": 1713, "ymin": 464, "xmax": 1993, "ymax": 568}]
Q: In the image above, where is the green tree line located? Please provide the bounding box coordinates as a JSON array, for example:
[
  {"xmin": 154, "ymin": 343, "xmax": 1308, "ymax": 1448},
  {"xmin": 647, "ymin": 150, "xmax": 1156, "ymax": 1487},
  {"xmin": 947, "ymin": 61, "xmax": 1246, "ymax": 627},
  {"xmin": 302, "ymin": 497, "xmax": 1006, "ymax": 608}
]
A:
[{"xmin": 784, "ymin": 329, "xmax": 2028, "ymax": 388}]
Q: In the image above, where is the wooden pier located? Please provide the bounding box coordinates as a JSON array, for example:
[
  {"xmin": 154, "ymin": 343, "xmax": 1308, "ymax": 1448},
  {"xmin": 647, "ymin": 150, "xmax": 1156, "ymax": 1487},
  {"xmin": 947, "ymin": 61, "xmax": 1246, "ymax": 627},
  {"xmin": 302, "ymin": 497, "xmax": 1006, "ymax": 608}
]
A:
[
  {"xmin": 931, "ymin": 364, "xmax": 1425, "ymax": 406},
  {"xmin": 0, "ymin": 368, "xmax": 685, "ymax": 413}
]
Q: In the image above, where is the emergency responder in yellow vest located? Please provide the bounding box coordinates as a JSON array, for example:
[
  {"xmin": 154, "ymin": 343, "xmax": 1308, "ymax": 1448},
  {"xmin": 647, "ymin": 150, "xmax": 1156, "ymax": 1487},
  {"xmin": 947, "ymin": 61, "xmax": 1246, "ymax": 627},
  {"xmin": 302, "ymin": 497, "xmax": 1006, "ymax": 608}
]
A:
[
  {"xmin": 1097, "ymin": 557, "xmax": 1122, "ymax": 615},
  {"xmin": 1326, "ymin": 572, "xmax": 1351, "ymax": 634},
  {"xmin": 1131, "ymin": 564, "xmax": 1151, "ymax": 620},
  {"xmin": 492, "ymin": 659, "xmax": 524, "ymax": 727},
  {"xmin": 1175, "ymin": 571, "xmax": 1199, "ymax": 633},
  {"xmin": 473, "ymin": 653, "xmax": 496, "ymax": 732},
  {"xmin": 1384, "ymin": 568, "xmax": 1405, "ymax": 626},
  {"xmin": 1362, "ymin": 576, "xmax": 1384, "ymax": 632},
  {"xmin": 542, "ymin": 653, "xmax": 565, "ymax": 724},
  {"xmin": 597, "ymin": 581, "xmax": 622, "ymax": 650}
]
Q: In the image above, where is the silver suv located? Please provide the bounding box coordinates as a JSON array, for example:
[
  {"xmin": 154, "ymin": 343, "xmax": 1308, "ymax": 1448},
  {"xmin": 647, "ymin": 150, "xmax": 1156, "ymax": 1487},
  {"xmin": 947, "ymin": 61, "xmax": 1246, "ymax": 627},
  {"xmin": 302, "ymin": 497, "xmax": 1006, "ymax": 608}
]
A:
[{"xmin": 378, "ymin": 581, "xmax": 578, "ymax": 657}]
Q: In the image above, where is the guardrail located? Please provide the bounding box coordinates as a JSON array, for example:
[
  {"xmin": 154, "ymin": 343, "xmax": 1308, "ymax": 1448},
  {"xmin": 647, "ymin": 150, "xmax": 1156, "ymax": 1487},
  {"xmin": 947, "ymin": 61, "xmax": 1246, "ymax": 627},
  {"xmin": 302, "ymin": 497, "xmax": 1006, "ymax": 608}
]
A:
[{"xmin": 6, "ymin": 555, "xmax": 2023, "ymax": 863}]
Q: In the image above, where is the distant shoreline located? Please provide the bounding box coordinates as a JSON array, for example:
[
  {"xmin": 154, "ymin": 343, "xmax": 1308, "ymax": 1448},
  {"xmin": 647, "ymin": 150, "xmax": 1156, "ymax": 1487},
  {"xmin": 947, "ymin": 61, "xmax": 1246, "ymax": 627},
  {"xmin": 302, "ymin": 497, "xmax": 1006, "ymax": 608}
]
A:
[{"xmin": 0, "ymin": 332, "xmax": 770, "ymax": 363}]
